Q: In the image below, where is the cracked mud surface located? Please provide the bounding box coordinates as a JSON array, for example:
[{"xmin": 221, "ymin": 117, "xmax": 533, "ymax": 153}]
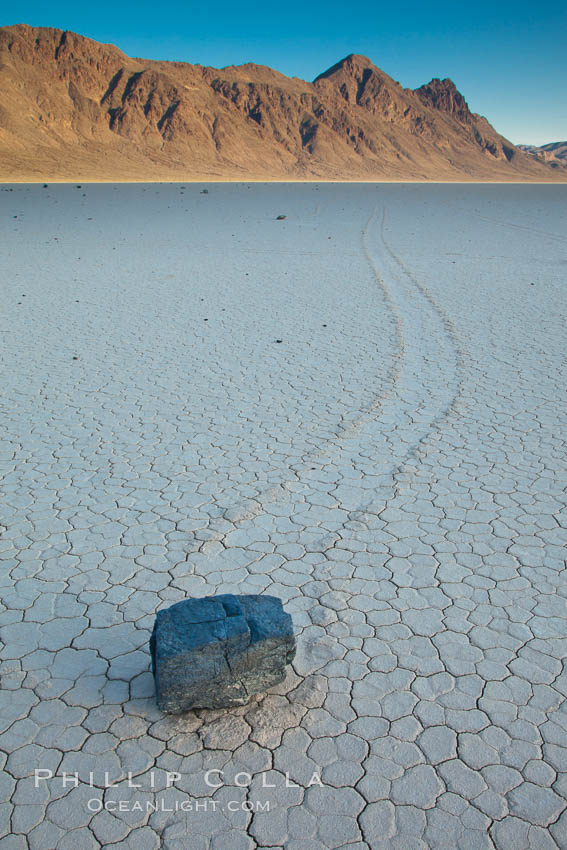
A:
[{"xmin": 1, "ymin": 182, "xmax": 566, "ymax": 849}]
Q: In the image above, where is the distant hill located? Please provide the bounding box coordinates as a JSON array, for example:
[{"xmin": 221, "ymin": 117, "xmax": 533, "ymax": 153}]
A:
[
  {"xmin": 518, "ymin": 141, "xmax": 567, "ymax": 166},
  {"xmin": 0, "ymin": 24, "xmax": 564, "ymax": 181}
]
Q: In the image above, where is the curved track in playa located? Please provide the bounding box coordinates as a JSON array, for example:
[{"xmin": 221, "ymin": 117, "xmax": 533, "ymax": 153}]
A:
[
  {"xmin": 202, "ymin": 204, "xmax": 462, "ymax": 534},
  {"xmin": 1, "ymin": 183, "xmax": 566, "ymax": 850}
]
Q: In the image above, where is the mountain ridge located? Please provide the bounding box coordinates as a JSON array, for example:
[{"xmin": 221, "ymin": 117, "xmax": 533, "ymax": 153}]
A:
[
  {"xmin": 0, "ymin": 24, "xmax": 564, "ymax": 181},
  {"xmin": 519, "ymin": 141, "xmax": 567, "ymax": 165}
]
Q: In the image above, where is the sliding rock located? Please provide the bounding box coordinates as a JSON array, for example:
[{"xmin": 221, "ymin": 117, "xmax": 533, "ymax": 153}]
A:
[{"xmin": 151, "ymin": 594, "xmax": 296, "ymax": 712}]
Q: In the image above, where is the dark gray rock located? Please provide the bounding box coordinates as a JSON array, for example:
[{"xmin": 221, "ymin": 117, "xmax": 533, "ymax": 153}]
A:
[{"xmin": 150, "ymin": 594, "xmax": 296, "ymax": 712}]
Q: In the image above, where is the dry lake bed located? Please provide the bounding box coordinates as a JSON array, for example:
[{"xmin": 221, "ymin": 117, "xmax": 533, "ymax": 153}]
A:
[{"xmin": 1, "ymin": 182, "xmax": 567, "ymax": 849}]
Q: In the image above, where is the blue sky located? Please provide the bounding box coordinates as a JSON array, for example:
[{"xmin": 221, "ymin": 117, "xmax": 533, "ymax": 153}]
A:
[{"xmin": 5, "ymin": 0, "xmax": 566, "ymax": 144}]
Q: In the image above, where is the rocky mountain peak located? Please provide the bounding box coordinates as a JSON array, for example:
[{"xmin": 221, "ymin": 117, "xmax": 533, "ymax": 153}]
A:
[{"xmin": 415, "ymin": 77, "xmax": 471, "ymax": 122}]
